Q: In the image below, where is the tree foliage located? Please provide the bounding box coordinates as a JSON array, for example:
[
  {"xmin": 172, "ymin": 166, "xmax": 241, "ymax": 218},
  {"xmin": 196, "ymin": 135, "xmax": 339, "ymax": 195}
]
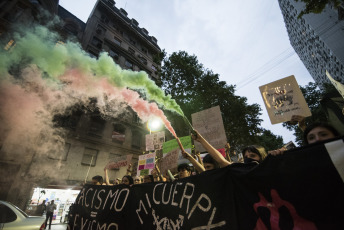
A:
[
  {"xmin": 296, "ymin": 0, "xmax": 344, "ymax": 18},
  {"xmin": 159, "ymin": 51, "xmax": 283, "ymax": 151}
]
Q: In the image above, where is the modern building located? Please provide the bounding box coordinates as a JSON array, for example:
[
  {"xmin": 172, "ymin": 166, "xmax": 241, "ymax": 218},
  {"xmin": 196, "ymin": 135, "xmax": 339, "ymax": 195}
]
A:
[
  {"xmin": 278, "ymin": 0, "xmax": 344, "ymax": 87},
  {"xmin": 0, "ymin": 0, "xmax": 162, "ymax": 212}
]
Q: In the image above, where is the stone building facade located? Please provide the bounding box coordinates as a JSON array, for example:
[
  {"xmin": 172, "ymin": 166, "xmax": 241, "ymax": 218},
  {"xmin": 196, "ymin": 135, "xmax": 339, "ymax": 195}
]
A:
[
  {"xmin": 278, "ymin": 0, "xmax": 344, "ymax": 87},
  {"xmin": 0, "ymin": 0, "xmax": 162, "ymax": 210}
]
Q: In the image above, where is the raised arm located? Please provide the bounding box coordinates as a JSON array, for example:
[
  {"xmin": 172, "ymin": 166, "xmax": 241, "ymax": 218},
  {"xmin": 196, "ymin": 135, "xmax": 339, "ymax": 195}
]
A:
[
  {"xmin": 192, "ymin": 130, "xmax": 231, "ymax": 168},
  {"xmin": 176, "ymin": 138, "xmax": 205, "ymax": 173},
  {"xmin": 104, "ymin": 168, "xmax": 113, "ymax": 186}
]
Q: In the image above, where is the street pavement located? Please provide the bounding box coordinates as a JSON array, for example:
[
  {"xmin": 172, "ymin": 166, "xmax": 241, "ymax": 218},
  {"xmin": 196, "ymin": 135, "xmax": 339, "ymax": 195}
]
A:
[{"xmin": 48, "ymin": 223, "xmax": 68, "ymax": 230}]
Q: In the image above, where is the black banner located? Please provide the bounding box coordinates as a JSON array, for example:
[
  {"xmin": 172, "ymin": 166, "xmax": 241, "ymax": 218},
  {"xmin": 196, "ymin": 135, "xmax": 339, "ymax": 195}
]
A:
[{"xmin": 68, "ymin": 138, "xmax": 344, "ymax": 230}]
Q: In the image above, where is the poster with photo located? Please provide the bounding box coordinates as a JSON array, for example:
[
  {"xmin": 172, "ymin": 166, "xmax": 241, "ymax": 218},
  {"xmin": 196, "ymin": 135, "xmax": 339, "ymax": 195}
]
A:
[
  {"xmin": 145, "ymin": 131, "xmax": 165, "ymax": 151},
  {"xmin": 259, "ymin": 75, "xmax": 312, "ymax": 124}
]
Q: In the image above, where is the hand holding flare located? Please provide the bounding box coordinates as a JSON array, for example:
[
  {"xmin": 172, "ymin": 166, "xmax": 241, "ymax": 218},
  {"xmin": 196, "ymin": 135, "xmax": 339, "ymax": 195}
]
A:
[{"xmin": 176, "ymin": 137, "xmax": 205, "ymax": 173}]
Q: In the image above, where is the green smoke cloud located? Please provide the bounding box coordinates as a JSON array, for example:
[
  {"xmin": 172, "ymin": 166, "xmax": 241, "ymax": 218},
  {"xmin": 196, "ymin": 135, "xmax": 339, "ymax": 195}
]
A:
[{"xmin": 0, "ymin": 24, "xmax": 184, "ymax": 116}]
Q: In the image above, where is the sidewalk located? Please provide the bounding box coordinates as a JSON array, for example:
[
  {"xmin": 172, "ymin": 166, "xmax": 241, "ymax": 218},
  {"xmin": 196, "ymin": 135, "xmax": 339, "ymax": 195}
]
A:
[{"xmin": 46, "ymin": 223, "xmax": 67, "ymax": 230}]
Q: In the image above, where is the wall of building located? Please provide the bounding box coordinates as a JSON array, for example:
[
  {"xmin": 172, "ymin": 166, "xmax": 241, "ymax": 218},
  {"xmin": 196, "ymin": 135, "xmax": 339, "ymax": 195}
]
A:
[{"xmin": 278, "ymin": 0, "xmax": 344, "ymax": 87}]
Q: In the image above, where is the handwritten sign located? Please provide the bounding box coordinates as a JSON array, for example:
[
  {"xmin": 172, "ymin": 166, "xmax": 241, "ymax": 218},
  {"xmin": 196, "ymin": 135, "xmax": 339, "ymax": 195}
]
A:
[
  {"xmin": 105, "ymin": 154, "xmax": 133, "ymax": 169},
  {"xmin": 326, "ymin": 70, "xmax": 344, "ymax": 99},
  {"xmin": 259, "ymin": 75, "xmax": 311, "ymax": 124},
  {"xmin": 191, "ymin": 106, "xmax": 227, "ymax": 152},
  {"xmin": 160, "ymin": 149, "xmax": 179, "ymax": 174},
  {"xmin": 137, "ymin": 152, "xmax": 156, "ymax": 176},
  {"xmin": 145, "ymin": 131, "xmax": 165, "ymax": 151}
]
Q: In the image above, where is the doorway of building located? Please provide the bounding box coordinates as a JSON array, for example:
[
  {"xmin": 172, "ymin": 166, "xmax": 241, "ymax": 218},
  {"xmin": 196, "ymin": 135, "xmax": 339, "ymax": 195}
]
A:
[{"xmin": 28, "ymin": 186, "xmax": 80, "ymax": 223}]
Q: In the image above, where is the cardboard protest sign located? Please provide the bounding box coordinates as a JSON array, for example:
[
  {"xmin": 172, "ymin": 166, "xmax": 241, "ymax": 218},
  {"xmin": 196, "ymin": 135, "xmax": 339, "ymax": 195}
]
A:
[
  {"xmin": 68, "ymin": 137, "xmax": 344, "ymax": 230},
  {"xmin": 105, "ymin": 154, "xmax": 133, "ymax": 169},
  {"xmin": 191, "ymin": 106, "xmax": 227, "ymax": 152},
  {"xmin": 162, "ymin": 136, "xmax": 192, "ymax": 166},
  {"xmin": 137, "ymin": 152, "xmax": 156, "ymax": 176},
  {"xmin": 145, "ymin": 131, "xmax": 165, "ymax": 151},
  {"xmin": 326, "ymin": 70, "xmax": 344, "ymax": 99},
  {"xmin": 160, "ymin": 149, "xmax": 179, "ymax": 175},
  {"xmin": 259, "ymin": 75, "xmax": 312, "ymax": 124}
]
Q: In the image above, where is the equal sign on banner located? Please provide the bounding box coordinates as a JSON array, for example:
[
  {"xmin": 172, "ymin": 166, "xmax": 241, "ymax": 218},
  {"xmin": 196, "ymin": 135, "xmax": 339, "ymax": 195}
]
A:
[{"xmin": 137, "ymin": 152, "xmax": 156, "ymax": 176}]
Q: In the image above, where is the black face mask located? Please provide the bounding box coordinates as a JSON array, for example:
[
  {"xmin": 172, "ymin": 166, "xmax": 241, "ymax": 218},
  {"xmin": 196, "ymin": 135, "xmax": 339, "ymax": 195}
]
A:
[{"xmin": 244, "ymin": 157, "xmax": 260, "ymax": 164}]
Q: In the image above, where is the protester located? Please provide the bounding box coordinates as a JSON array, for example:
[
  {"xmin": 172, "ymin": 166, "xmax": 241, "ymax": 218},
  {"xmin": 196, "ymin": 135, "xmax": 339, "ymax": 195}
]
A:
[
  {"xmin": 91, "ymin": 175, "xmax": 103, "ymax": 185},
  {"xmin": 242, "ymin": 145, "xmax": 267, "ymax": 164},
  {"xmin": 122, "ymin": 175, "xmax": 134, "ymax": 186},
  {"xmin": 203, "ymin": 154, "xmax": 219, "ymax": 171},
  {"xmin": 269, "ymin": 122, "xmax": 340, "ymax": 156},
  {"xmin": 143, "ymin": 175, "xmax": 154, "ymax": 183},
  {"xmin": 44, "ymin": 200, "xmax": 56, "ymax": 230},
  {"xmin": 134, "ymin": 176, "xmax": 142, "ymax": 184},
  {"xmin": 177, "ymin": 163, "xmax": 192, "ymax": 179},
  {"xmin": 181, "ymin": 149, "xmax": 205, "ymax": 173},
  {"xmin": 304, "ymin": 122, "xmax": 340, "ymax": 144}
]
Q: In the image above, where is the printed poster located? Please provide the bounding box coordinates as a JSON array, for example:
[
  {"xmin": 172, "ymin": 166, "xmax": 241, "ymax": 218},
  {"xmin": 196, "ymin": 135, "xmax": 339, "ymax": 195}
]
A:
[
  {"xmin": 145, "ymin": 131, "xmax": 165, "ymax": 151},
  {"xmin": 259, "ymin": 75, "xmax": 312, "ymax": 124},
  {"xmin": 137, "ymin": 152, "xmax": 156, "ymax": 176},
  {"xmin": 191, "ymin": 106, "xmax": 227, "ymax": 152}
]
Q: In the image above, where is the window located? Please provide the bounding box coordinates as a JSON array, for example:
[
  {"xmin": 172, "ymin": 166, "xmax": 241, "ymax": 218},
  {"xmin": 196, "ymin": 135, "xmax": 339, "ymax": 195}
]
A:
[
  {"xmin": 139, "ymin": 56, "xmax": 147, "ymax": 65},
  {"xmin": 129, "ymin": 38, "xmax": 136, "ymax": 46},
  {"xmin": 128, "ymin": 47, "xmax": 135, "ymax": 55},
  {"xmin": 100, "ymin": 14, "xmax": 109, "ymax": 24},
  {"xmin": 141, "ymin": 47, "xmax": 148, "ymax": 54},
  {"xmin": 112, "ymin": 123, "xmax": 126, "ymax": 142},
  {"xmin": 0, "ymin": 204, "xmax": 17, "ymax": 223},
  {"xmin": 125, "ymin": 60, "xmax": 133, "ymax": 69},
  {"xmin": 88, "ymin": 50, "xmax": 98, "ymax": 58},
  {"xmin": 96, "ymin": 25, "xmax": 106, "ymax": 35},
  {"xmin": 114, "ymin": 37, "xmax": 121, "ymax": 46},
  {"xmin": 133, "ymin": 113, "xmax": 141, "ymax": 124},
  {"xmin": 87, "ymin": 115, "xmax": 105, "ymax": 138},
  {"xmin": 131, "ymin": 130, "xmax": 141, "ymax": 149},
  {"xmin": 91, "ymin": 37, "xmax": 102, "ymax": 49},
  {"xmin": 109, "ymin": 49, "xmax": 119, "ymax": 60},
  {"xmin": 81, "ymin": 148, "xmax": 98, "ymax": 166}
]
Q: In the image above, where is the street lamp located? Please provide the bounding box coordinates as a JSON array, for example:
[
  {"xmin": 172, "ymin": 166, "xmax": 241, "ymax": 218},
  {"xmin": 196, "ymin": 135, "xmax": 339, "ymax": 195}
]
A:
[{"xmin": 147, "ymin": 117, "xmax": 163, "ymax": 133}]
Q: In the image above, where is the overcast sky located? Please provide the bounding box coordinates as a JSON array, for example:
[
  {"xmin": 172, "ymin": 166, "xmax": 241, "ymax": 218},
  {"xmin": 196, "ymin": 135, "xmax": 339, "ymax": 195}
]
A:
[{"xmin": 59, "ymin": 0, "xmax": 315, "ymax": 144}]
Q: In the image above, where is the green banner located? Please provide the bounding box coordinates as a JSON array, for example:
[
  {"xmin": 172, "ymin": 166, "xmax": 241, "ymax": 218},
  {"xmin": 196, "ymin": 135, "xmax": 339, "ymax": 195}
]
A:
[{"xmin": 162, "ymin": 136, "xmax": 192, "ymax": 154}]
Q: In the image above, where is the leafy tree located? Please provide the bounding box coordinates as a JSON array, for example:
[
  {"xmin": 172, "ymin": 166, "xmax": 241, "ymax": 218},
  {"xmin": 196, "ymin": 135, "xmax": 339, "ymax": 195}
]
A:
[
  {"xmin": 296, "ymin": 0, "xmax": 344, "ymax": 18},
  {"xmin": 256, "ymin": 129, "xmax": 284, "ymax": 152},
  {"xmin": 159, "ymin": 51, "xmax": 282, "ymax": 151}
]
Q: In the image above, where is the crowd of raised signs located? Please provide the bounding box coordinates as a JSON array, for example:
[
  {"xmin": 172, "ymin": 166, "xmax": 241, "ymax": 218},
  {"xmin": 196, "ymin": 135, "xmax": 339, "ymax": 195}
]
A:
[{"xmin": 90, "ymin": 115, "xmax": 341, "ymax": 187}]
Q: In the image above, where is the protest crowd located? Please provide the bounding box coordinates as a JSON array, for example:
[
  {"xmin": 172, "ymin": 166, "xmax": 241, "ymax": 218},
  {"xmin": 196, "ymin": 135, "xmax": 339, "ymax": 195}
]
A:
[
  {"xmin": 67, "ymin": 109, "xmax": 344, "ymax": 230},
  {"xmin": 90, "ymin": 115, "xmax": 340, "ymax": 187}
]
